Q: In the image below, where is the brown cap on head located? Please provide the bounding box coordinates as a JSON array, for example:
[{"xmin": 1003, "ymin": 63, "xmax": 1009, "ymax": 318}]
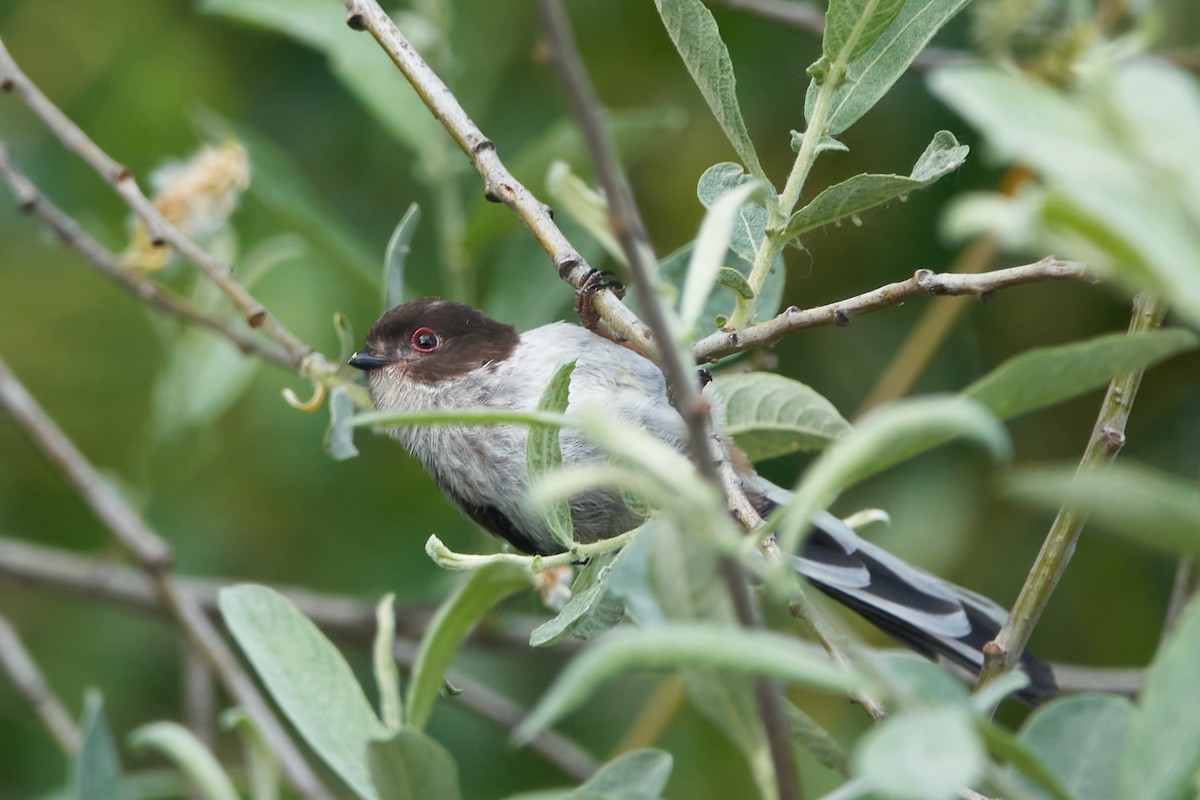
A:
[{"xmin": 348, "ymin": 298, "xmax": 520, "ymax": 384}]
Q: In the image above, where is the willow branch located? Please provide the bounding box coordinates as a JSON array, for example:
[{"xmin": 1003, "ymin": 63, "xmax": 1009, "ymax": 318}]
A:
[
  {"xmin": 0, "ymin": 358, "xmax": 333, "ymax": 800},
  {"xmin": 0, "ymin": 612, "xmax": 80, "ymax": 754},
  {"xmin": 976, "ymin": 293, "xmax": 1166, "ymax": 689},
  {"xmin": 0, "ymin": 37, "xmax": 313, "ymax": 368},
  {"xmin": 693, "ymin": 258, "xmax": 1094, "ymax": 362},
  {"xmin": 0, "ymin": 144, "xmax": 293, "ymax": 369},
  {"xmin": 0, "ymin": 535, "xmax": 595, "ymax": 779},
  {"xmin": 339, "ymin": 0, "xmax": 653, "ymax": 354}
]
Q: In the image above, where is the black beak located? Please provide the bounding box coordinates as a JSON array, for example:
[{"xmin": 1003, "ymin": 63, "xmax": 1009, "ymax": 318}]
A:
[{"xmin": 348, "ymin": 350, "xmax": 392, "ymax": 371}]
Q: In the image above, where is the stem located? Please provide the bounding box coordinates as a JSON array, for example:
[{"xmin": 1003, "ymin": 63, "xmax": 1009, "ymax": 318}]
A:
[{"xmin": 975, "ymin": 293, "xmax": 1167, "ymax": 690}]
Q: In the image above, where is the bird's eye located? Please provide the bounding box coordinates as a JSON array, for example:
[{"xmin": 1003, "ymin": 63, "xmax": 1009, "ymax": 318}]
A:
[{"xmin": 410, "ymin": 327, "xmax": 440, "ymax": 352}]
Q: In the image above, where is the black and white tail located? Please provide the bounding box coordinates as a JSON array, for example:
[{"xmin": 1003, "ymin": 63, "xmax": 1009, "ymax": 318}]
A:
[{"xmin": 753, "ymin": 482, "xmax": 1056, "ymax": 704}]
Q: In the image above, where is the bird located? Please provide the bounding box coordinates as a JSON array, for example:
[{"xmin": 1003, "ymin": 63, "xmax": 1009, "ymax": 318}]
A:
[{"xmin": 349, "ymin": 296, "xmax": 1055, "ymax": 701}]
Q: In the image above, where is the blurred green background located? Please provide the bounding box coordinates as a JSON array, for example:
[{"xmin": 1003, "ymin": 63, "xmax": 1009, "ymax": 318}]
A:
[{"xmin": 1, "ymin": 0, "xmax": 1198, "ymax": 796}]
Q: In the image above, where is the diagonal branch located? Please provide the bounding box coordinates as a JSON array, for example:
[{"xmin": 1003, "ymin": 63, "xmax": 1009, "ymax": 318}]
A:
[
  {"xmin": 0, "ymin": 37, "xmax": 313, "ymax": 368},
  {"xmin": 693, "ymin": 258, "xmax": 1094, "ymax": 362},
  {"xmin": 0, "ymin": 143, "xmax": 293, "ymax": 369},
  {"xmin": 0, "ymin": 358, "xmax": 334, "ymax": 800},
  {"xmin": 0, "ymin": 611, "xmax": 80, "ymax": 754},
  {"xmin": 339, "ymin": 0, "xmax": 654, "ymax": 354},
  {"xmin": 975, "ymin": 293, "xmax": 1166, "ymax": 690}
]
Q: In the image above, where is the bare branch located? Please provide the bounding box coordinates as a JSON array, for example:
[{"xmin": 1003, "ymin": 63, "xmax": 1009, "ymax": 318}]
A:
[
  {"xmin": 339, "ymin": 0, "xmax": 653, "ymax": 353},
  {"xmin": 976, "ymin": 293, "xmax": 1166, "ymax": 690},
  {"xmin": 0, "ymin": 535, "xmax": 596, "ymax": 779},
  {"xmin": 0, "ymin": 358, "xmax": 334, "ymax": 800},
  {"xmin": 693, "ymin": 258, "xmax": 1094, "ymax": 362},
  {"xmin": 0, "ymin": 144, "xmax": 294, "ymax": 369},
  {"xmin": 0, "ymin": 612, "xmax": 80, "ymax": 754},
  {"xmin": 0, "ymin": 37, "xmax": 312, "ymax": 366}
]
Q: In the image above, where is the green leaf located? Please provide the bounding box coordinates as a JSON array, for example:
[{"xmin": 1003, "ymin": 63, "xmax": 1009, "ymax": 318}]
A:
[
  {"xmin": 531, "ymin": 553, "xmax": 627, "ymax": 647},
  {"xmin": 367, "ymin": 729, "xmax": 462, "ymax": 800},
  {"xmin": 963, "ymin": 329, "xmax": 1198, "ymax": 420},
  {"xmin": 194, "ymin": 110, "xmax": 379, "ymax": 290},
  {"xmin": 823, "ymin": 0, "xmax": 907, "ymax": 65},
  {"xmin": 325, "ymin": 386, "xmax": 361, "ymax": 461},
  {"xmin": 527, "ymin": 360, "xmax": 578, "ymax": 550},
  {"xmin": 383, "ymin": 204, "xmax": 420, "ymax": 311},
  {"xmin": 568, "ymin": 749, "xmax": 673, "ymax": 799},
  {"xmin": 853, "ymin": 707, "xmax": 985, "ymax": 800},
  {"xmin": 515, "ymin": 623, "xmax": 859, "ymax": 743},
  {"xmin": 784, "ymin": 701, "xmax": 850, "ymax": 776},
  {"xmin": 546, "ymin": 161, "xmax": 624, "ymax": 266},
  {"xmin": 219, "ymin": 584, "xmax": 386, "ymax": 800},
  {"xmin": 1119, "ymin": 599, "xmax": 1200, "ymax": 800},
  {"xmin": 715, "ymin": 372, "xmax": 852, "ymax": 461},
  {"xmin": 777, "ymin": 396, "xmax": 1008, "ymax": 555},
  {"xmin": 680, "ymin": 181, "xmax": 763, "ymax": 336},
  {"xmin": 870, "ymin": 652, "xmax": 970, "ymax": 709},
  {"xmin": 374, "ymin": 594, "xmax": 403, "ymax": 730},
  {"xmin": 657, "ymin": 242, "xmax": 784, "ymax": 335},
  {"xmin": 696, "ymin": 162, "xmax": 769, "ymax": 264},
  {"xmin": 653, "ymin": 0, "xmax": 765, "ymax": 179},
  {"xmin": 406, "ymin": 563, "xmax": 533, "ymax": 730},
  {"xmin": 928, "ymin": 65, "xmax": 1200, "ymax": 329},
  {"xmin": 220, "ymin": 708, "xmax": 280, "ymax": 800},
  {"xmin": 976, "ymin": 720, "xmax": 1073, "ymax": 800},
  {"xmin": 127, "ymin": 722, "xmax": 238, "ymax": 800},
  {"xmin": 1011, "ymin": 693, "xmax": 1133, "ymax": 800},
  {"xmin": 811, "ymin": 0, "xmax": 973, "ymax": 135},
  {"xmin": 1006, "ymin": 463, "xmax": 1200, "ymax": 555},
  {"xmin": 75, "ymin": 692, "xmax": 124, "ymax": 800},
  {"xmin": 782, "ymin": 131, "xmax": 968, "ymax": 241}
]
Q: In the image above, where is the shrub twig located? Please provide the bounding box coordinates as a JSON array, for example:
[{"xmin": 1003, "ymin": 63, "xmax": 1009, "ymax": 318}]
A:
[
  {"xmin": 0, "ymin": 611, "xmax": 80, "ymax": 754},
  {"xmin": 975, "ymin": 293, "xmax": 1166, "ymax": 690},
  {"xmin": 0, "ymin": 358, "xmax": 334, "ymax": 800}
]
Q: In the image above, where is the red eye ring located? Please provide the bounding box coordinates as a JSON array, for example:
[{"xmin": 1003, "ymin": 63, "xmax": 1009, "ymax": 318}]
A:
[{"xmin": 411, "ymin": 327, "xmax": 440, "ymax": 352}]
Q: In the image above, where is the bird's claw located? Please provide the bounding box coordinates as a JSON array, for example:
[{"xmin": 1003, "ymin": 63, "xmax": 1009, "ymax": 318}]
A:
[{"xmin": 575, "ymin": 269, "xmax": 626, "ymax": 335}]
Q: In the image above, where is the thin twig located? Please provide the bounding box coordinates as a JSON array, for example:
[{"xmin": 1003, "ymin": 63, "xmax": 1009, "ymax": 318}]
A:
[
  {"xmin": 182, "ymin": 644, "xmax": 217, "ymax": 747},
  {"xmin": 0, "ymin": 144, "xmax": 293, "ymax": 369},
  {"xmin": 0, "ymin": 358, "xmax": 333, "ymax": 800},
  {"xmin": 533, "ymin": 2, "xmax": 797, "ymax": 797},
  {"xmin": 702, "ymin": 0, "xmax": 974, "ymax": 69},
  {"xmin": 693, "ymin": 258, "xmax": 1094, "ymax": 362},
  {"xmin": 0, "ymin": 612, "xmax": 80, "ymax": 754},
  {"xmin": 0, "ymin": 536, "xmax": 596, "ymax": 779},
  {"xmin": 339, "ymin": 0, "xmax": 654, "ymax": 354},
  {"xmin": 0, "ymin": 39, "xmax": 311, "ymax": 365},
  {"xmin": 976, "ymin": 293, "xmax": 1167, "ymax": 690}
]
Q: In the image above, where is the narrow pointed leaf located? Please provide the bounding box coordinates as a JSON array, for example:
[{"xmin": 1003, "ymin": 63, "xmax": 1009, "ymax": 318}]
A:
[
  {"xmin": 823, "ymin": 0, "xmax": 907, "ymax": 64},
  {"xmin": 570, "ymin": 749, "xmax": 673, "ymax": 799},
  {"xmin": 715, "ymin": 372, "xmax": 852, "ymax": 461},
  {"xmin": 220, "ymin": 708, "xmax": 280, "ymax": 800},
  {"xmin": 127, "ymin": 722, "xmax": 238, "ymax": 800},
  {"xmin": 783, "ymin": 131, "xmax": 968, "ymax": 240},
  {"xmin": 653, "ymin": 0, "xmax": 764, "ymax": 178},
  {"xmin": 383, "ymin": 204, "xmax": 420, "ymax": 310},
  {"xmin": 680, "ymin": 181, "xmax": 762, "ymax": 335},
  {"xmin": 406, "ymin": 563, "xmax": 533, "ymax": 729},
  {"xmin": 325, "ymin": 386, "xmax": 360, "ymax": 461},
  {"xmin": 374, "ymin": 594, "xmax": 403, "ymax": 730},
  {"xmin": 75, "ymin": 692, "xmax": 124, "ymax": 800},
  {"xmin": 367, "ymin": 729, "xmax": 462, "ymax": 800},
  {"xmin": 515, "ymin": 624, "xmax": 858, "ymax": 742},
  {"xmin": 531, "ymin": 553, "xmax": 627, "ymax": 647},
  {"xmin": 527, "ymin": 361, "xmax": 578, "ymax": 549},
  {"xmin": 220, "ymin": 585, "xmax": 386, "ymax": 800}
]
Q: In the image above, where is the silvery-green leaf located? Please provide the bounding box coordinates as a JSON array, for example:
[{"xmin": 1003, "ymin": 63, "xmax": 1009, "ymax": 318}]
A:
[
  {"xmin": 782, "ymin": 131, "xmax": 968, "ymax": 241},
  {"xmin": 220, "ymin": 708, "xmax": 280, "ymax": 800},
  {"xmin": 546, "ymin": 161, "xmax": 624, "ymax": 266},
  {"xmin": 368, "ymin": 729, "xmax": 462, "ymax": 800},
  {"xmin": 127, "ymin": 723, "xmax": 238, "ymax": 800},
  {"xmin": 373, "ymin": 594, "xmax": 403, "ymax": 730},
  {"xmin": 530, "ymin": 553, "xmax": 627, "ymax": 647},
  {"xmin": 823, "ymin": 0, "xmax": 907, "ymax": 65},
  {"xmin": 75, "ymin": 692, "xmax": 124, "ymax": 800},
  {"xmin": 527, "ymin": 361, "xmax": 578, "ymax": 549},
  {"xmin": 680, "ymin": 181, "xmax": 762, "ymax": 335},
  {"xmin": 325, "ymin": 386, "xmax": 360, "ymax": 461},
  {"xmin": 785, "ymin": 702, "xmax": 850, "ymax": 776},
  {"xmin": 715, "ymin": 372, "xmax": 852, "ymax": 461},
  {"xmin": 696, "ymin": 162, "xmax": 768, "ymax": 262},
  {"xmin": 653, "ymin": 0, "xmax": 765, "ymax": 178},
  {"xmin": 219, "ymin": 585, "xmax": 386, "ymax": 800},
  {"xmin": 383, "ymin": 204, "xmax": 420, "ymax": 311},
  {"xmin": 1013, "ymin": 693, "xmax": 1132, "ymax": 800},
  {"xmin": 809, "ymin": 0, "xmax": 974, "ymax": 135},
  {"xmin": 1006, "ymin": 463, "xmax": 1200, "ymax": 555},
  {"xmin": 853, "ymin": 707, "xmax": 985, "ymax": 800},
  {"xmin": 406, "ymin": 563, "xmax": 533, "ymax": 730}
]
